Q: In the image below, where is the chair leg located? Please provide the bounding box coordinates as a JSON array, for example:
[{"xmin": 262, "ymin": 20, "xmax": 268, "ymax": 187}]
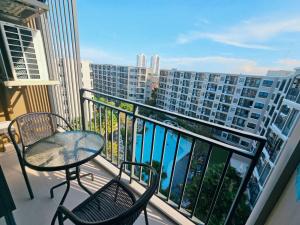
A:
[
  {"xmin": 50, "ymin": 180, "xmax": 68, "ymax": 198},
  {"xmin": 144, "ymin": 207, "xmax": 149, "ymax": 225},
  {"xmin": 58, "ymin": 211, "xmax": 64, "ymax": 225},
  {"xmin": 20, "ymin": 163, "xmax": 34, "ymax": 199},
  {"xmin": 4, "ymin": 212, "xmax": 17, "ymax": 225}
]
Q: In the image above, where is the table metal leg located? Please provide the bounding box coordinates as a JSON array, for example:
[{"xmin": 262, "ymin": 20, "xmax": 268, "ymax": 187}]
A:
[
  {"xmin": 76, "ymin": 167, "xmax": 93, "ymax": 195},
  {"xmin": 51, "ymin": 169, "xmax": 71, "ymax": 225},
  {"xmin": 50, "ymin": 180, "xmax": 68, "ymax": 198}
]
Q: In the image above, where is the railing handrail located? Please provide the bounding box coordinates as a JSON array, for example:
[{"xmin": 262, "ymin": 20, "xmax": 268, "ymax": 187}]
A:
[
  {"xmin": 81, "ymin": 88, "xmax": 266, "ymax": 142},
  {"xmin": 83, "ymin": 95, "xmax": 255, "ymax": 159}
]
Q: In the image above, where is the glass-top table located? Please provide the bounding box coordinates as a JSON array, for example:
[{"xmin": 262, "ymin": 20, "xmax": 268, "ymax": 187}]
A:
[
  {"xmin": 24, "ymin": 130, "xmax": 104, "ymax": 171},
  {"xmin": 24, "ymin": 130, "xmax": 104, "ymax": 225}
]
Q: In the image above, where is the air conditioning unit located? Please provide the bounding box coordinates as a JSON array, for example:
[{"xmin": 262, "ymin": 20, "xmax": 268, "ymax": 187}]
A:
[{"xmin": 0, "ymin": 21, "xmax": 57, "ymax": 86}]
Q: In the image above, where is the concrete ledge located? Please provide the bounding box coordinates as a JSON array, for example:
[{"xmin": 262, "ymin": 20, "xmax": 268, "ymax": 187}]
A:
[{"xmin": 93, "ymin": 156, "xmax": 195, "ymax": 225}]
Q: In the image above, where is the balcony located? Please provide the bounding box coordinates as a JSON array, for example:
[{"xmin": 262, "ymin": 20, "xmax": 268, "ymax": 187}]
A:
[
  {"xmin": 0, "ymin": 87, "xmax": 267, "ymax": 225},
  {"xmin": 1, "ymin": 1, "xmax": 299, "ymax": 225}
]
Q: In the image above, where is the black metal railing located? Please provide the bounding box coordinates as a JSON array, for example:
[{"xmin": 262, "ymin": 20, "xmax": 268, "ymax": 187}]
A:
[{"xmin": 79, "ymin": 88, "xmax": 266, "ymax": 225}]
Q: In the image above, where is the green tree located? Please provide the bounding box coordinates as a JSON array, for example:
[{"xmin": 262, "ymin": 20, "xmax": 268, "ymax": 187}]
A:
[
  {"xmin": 185, "ymin": 164, "xmax": 251, "ymax": 225},
  {"xmin": 145, "ymin": 87, "xmax": 158, "ymax": 106}
]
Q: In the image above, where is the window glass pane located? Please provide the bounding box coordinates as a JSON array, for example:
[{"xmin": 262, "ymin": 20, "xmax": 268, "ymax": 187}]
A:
[
  {"xmin": 282, "ymin": 109, "xmax": 299, "ymax": 135},
  {"xmin": 274, "ymin": 105, "xmax": 291, "ymax": 130}
]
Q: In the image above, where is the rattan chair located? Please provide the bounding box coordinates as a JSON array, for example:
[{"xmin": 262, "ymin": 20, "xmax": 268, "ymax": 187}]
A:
[
  {"xmin": 8, "ymin": 112, "xmax": 93, "ymax": 199},
  {"xmin": 57, "ymin": 162, "xmax": 159, "ymax": 225}
]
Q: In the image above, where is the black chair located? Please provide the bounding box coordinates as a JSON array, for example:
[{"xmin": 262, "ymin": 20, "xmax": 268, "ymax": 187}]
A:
[
  {"xmin": 0, "ymin": 166, "xmax": 17, "ymax": 225},
  {"xmin": 57, "ymin": 162, "xmax": 159, "ymax": 225},
  {"xmin": 7, "ymin": 112, "xmax": 93, "ymax": 199}
]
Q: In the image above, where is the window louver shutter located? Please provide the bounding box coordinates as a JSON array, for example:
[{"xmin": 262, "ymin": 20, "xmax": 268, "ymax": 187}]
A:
[{"xmin": 0, "ymin": 21, "xmax": 49, "ymax": 81}]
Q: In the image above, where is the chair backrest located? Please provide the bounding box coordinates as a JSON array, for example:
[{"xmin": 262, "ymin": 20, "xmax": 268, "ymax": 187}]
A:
[
  {"xmin": 110, "ymin": 162, "xmax": 159, "ymax": 225},
  {"xmin": 17, "ymin": 113, "xmax": 58, "ymax": 147},
  {"xmin": 8, "ymin": 112, "xmax": 72, "ymax": 151}
]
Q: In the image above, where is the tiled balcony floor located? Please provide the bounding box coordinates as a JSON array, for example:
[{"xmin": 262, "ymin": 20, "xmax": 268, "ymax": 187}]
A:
[{"xmin": 0, "ymin": 145, "xmax": 174, "ymax": 225}]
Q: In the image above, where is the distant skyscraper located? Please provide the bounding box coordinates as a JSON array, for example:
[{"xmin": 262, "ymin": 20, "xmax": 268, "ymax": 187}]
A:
[
  {"xmin": 137, "ymin": 53, "xmax": 146, "ymax": 67},
  {"xmin": 150, "ymin": 55, "xmax": 160, "ymax": 74}
]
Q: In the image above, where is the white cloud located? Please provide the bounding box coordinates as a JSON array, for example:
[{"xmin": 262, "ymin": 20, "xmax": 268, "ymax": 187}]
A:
[
  {"xmin": 277, "ymin": 58, "xmax": 300, "ymax": 68},
  {"xmin": 80, "ymin": 47, "xmax": 131, "ymax": 65},
  {"xmin": 161, "ymin": 56, "xmax": 276, "ymax": 75},
  {"xmin": 177, "ymin": 17, "xmax": 300, "ymax": 50}
]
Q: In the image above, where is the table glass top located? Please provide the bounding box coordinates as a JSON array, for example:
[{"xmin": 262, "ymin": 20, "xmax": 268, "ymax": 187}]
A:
[{"xmin": 24, "ymin": 131, "xmax": 104, "ymax": 170}]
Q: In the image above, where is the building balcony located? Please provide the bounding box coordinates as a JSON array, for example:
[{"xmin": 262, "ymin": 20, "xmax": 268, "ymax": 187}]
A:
[{"xmin": 0, "ymin": 87, "xmax": 272, "ymax": 225}]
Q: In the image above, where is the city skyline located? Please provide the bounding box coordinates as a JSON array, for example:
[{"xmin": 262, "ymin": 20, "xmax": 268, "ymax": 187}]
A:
[{"xmin": 77, "ymin": 0, "xmax": 300, "ymax": 75}]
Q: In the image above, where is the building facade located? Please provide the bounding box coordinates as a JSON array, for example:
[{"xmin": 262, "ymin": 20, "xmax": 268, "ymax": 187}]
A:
[
  {"xmin": 90, "ymin": 63, "xmax": 148, "ymax": 103},
  {"xmin": 249, "ymin": 68, "xmax": 300, "ymax": 205},
  {"xmin": 156, "ymin": 68, "xmax": 299, "ymax": 206},
  {"xmin": 150, "ymin": 54, "xmax": 160, "ymax": 75},
  {"xmin": 136, "ymin": 53, "xmax": 146, "ymax": 67}
]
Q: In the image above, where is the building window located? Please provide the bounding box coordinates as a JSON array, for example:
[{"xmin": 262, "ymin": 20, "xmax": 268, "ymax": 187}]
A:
[
  {"xmin": 274, "ymin": 104, "xmax": 290, "ymax": 129},
  {"xmin": 238, "ymin": 98, "xmax": 253, "ymax": 108},
  {"xmin": 279, "ymin": 79, "xmax": 286, "ymax": 91},
  {"xmin": 262, "ymin": 80, "xmax": 273, "ymax": 87},
  {"xmin": 235, "ymin": 108, "xmax": 249, "ymax": 118},
  {"xmin": 282, "ymin": 109, "xmax": 299, "ymax": 136},
  {"xmin": 241, "ymin": 88, "xmax": 257, "ymax": 98},
  {"xmin": 232, "ymin": 117, "xmax": 246, "ymax": 127},
  {"xmin": 254, "ymin": 102, "xmax": 264, "ymax": 109},
  {"xmin": 245, "ymin": 77, "xmax": 261, "ymax": 88},
  {"xmin": 286, "ymin": 77, "xmax": 300, "ymax": 102},
  {"xmin": 227, "ymin": 134, "xmax": 240, "ymax": 143},
  {"xmin": 258, "ymin": 92, "xmax": 269, "ymax": 98},
  {"xmin": 259, "ymin": 163, "xmax": 271, "ymax": 185},
  {"xmin": 241, "ymin": 141, "xmax": 249, "ymax": 147},
  {"xmin": 247, "ymin": 123, "xmax": 256, "ymax": 129},
  {"xmin": 250, "ymin": 113, "xmax": 260, "ymax": 119}
]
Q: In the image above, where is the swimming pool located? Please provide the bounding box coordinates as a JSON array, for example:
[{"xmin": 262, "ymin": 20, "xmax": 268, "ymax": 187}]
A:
[{"xmin": 135, "ymin": 122, "xmax": 192, "ymax": 191}]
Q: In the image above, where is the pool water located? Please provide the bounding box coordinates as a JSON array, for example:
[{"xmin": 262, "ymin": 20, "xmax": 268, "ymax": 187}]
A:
[{"xmin": 135, "ymin": 122, "xmax": 192, "ymax": 190}]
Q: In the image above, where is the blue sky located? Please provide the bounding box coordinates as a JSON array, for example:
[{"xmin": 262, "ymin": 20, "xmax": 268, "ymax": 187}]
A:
[{"xmin": 77, "ymin": 0, "xmax": 300, "ymax": 75}]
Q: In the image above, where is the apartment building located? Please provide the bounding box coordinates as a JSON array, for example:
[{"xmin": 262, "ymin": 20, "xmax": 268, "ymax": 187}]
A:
[
  {"xmin": 90, "ymin": 63, "xmax": 148, "ymax": 103},
  {"xmin": 249, "ymin": 68, "xmax": 300, "ymax": 205},
  {"xmin": 156, "ymin": 68, "xmax": 299, "ymax": 206}
]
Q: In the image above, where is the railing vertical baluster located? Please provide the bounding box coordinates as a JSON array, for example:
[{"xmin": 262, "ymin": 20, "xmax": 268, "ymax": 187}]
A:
[
  {"xmin": 99, "ymin": 105, "xmax": 102, "ymax": 134},
  {"xmin": 191, "ymin": 144, "xmax": 213, "ymax": 217},
  {"xmin": 124, "ymin": 114, "xmax": 128, "ymax": 167},
  {"xmin": 88, "ymin": 100, "xmax": 92, "ymax": 131},
  {"xmin": 224, "ymin": 140, "xmax": 266, "ymax": 225},
  {"xmin": 139, "ymin": 120, "xmax": 146, "ymax": 181},
  {"xmin": 111, "ymin": 108, "xmax": 113, "ymax": 163},
  {"xmin": 117, "ymin": 111, "xmax": 120, "ymax": 167},
  {"xmin": 93, "ymin": 103, "xmax": 96, "ymax": 132},
  {"xmin": 205, "ymin": 152, "xmax": 233, "ymax": 225},
  {"xmin": 130, "ymin": 106, "xmax": 138, "ymax": 181},
  {"xmin": 157, "ymin": 128, "xmax": 168, "ymax": 194},
  {"xmin": 105, "ymin": 106, "xmax": 108, "ymax": 159},
  {"xmin": 99, "ymin": 105, "xmax": 102, "ymax": 135},
  {"xmin": 148, "ymin": 124, "xmax": 156, "ymax": 186},
  {"xmin": 167, "ymin": 133, "xmax": 181, "ymax": 201},
  {"xmin": 79, "ymin": 89, "xmax": 85, "ymax": 130},
  {"xmin": 178, "ymin": 138, "xmax": 196, "ymax": 209}
]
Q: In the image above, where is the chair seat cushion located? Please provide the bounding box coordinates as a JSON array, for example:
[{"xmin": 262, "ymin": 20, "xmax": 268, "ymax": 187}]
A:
[{"xmin": 72, "ymin": 179, "xmax": 136, "ymax": 222}]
